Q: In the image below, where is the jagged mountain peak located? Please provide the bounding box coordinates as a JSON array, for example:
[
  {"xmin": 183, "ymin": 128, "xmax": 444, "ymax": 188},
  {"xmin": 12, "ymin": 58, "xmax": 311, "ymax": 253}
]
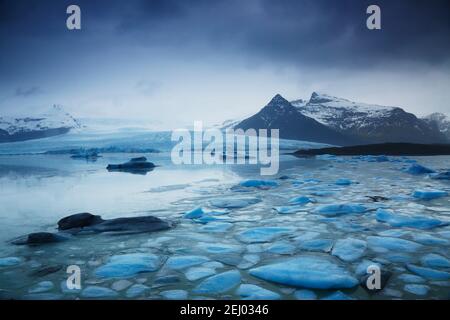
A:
[{"xmin": 267, "ymin": 94, "xmax": 291, "ymax": 106}]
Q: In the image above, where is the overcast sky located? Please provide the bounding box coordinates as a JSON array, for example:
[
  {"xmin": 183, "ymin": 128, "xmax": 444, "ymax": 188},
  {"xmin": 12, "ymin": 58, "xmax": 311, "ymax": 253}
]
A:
[{"xmin": 0, "ymin": 0, "xmax": 449, "ymax": 126}]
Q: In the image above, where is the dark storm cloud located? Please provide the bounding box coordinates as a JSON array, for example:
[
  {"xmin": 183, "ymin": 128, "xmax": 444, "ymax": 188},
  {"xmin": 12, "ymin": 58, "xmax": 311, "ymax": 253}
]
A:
[{"xmin": 1, "ymin": 0, "xmax": 449, "ymax": 69}]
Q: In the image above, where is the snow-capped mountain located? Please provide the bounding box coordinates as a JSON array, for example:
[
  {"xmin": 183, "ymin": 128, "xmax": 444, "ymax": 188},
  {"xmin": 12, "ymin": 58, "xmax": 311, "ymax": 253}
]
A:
[
  {"xmin": 291, "ymin": 92, "xmax": 447, "ymax": 144},
  {"xmin": 422, "ymin": 113, "xmax": 450, "ymax": 140},
  {"xmin": 0, "ymin": 105, "xmax": 81, "ymax": 143},
  {"xmin": 234, "ymin": 94, "xmax": 360, "ymax": 146}
]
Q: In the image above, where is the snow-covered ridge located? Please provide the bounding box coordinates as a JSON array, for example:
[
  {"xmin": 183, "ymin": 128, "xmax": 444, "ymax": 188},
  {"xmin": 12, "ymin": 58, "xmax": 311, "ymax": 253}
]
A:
[
  {"xmin": 422, "ymin": 112, "xmax": 450, "ymax": 134},
  {"xmin": 0, "ymin": 105, "xmax": 81, "ymax": 135},
  {"xmin": 292, "ymin": 92, "xmax": 398, "ymax": 130}
]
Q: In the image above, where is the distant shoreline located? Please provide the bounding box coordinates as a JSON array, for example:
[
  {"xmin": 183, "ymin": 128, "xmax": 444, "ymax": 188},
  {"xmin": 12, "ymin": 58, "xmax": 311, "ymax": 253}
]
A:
[{"xmin": 293, "ymin": 142, "xmax": 450, "ymax": 156}]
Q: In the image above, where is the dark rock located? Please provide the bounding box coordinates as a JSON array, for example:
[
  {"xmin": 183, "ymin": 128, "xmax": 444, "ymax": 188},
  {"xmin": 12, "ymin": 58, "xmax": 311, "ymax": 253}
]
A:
[
  {"xmin": 366, "ymin": 196, "xmax": 389, "ymax": 202},
  {"xmin": 58, "ymin": 212, "xmax": 104, "ymax": 230},
  {"xmin": 87, "ymin": 216, "xmax": 171, "ymax": 234},
  {"xmin": 29, "ymin": 265, "xmax": 63, "ymax": 277},
  {"xmin": 11, "ymin": 232, "xmax": 70, "ymax": 245},
  {"xmin": 107, "ymin": 157, "xmax": 156, "ymax": 174},
  {"xmin": 360, "ymin": 270, "xmax": 392, "ymax": 293}
]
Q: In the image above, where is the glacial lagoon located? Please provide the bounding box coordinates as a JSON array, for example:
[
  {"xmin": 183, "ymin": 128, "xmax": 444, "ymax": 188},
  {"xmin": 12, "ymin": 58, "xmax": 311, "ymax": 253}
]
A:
[{"xmin": 0, "ymin": 134, "xmax": 449, "ymax": 300}]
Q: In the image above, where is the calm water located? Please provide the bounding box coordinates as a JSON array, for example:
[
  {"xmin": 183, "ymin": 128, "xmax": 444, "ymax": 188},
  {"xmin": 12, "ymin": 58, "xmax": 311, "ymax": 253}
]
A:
[{"xmin": 0, "ymin": 148, "xmax": 449, "ymax": 300}]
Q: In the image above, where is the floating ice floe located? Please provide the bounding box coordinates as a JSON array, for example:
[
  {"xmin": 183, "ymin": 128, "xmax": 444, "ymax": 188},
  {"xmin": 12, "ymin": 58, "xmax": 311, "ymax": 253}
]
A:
[
  {"xmin": 236, "ymin": 227, "xmax": 296, "ymax": 243},
  {"xmin": 193, "ymin": 270, "xmax": 241, "ymax": 294},
  {"xmin": 294, "ymin": 231, "xmax": 320, "ymax": 242},
  {"xmin": 236, "ymin": 284, "xmax": 281, "ymax": 300},
  {"xmin": 406, "ymin": 264, "xmax": 450, "ymax": 280},
  {"xmin": 0, "ymin": 257, "xmax": 21, "ymax": 267},
  {"xmin": 430, "ymin": 171, "xmax": 450, "ymax": 180},
  {"xmin": 375, "ymin": 208, "xmax": 446, "ymax": 230},
  {"xmin": 165, "ymin": 255, "xmax": 210, "ymax": 270},
  {"xmin": 354, "ymin": 260, "xmax": 382, "ymax": 277},
  {"xmin": 298, "ymin": 239, "xmax": 334, "ymax": 253},
  {"xmin": 412, "ymin": 233, "xmax": 449, "ymax": 246},
  {"xmin": 412, "ymin": 189, "xmax": 448, "ymax": 200},
  {"xmin": 28, "ymin": 281, "xmax": 54, "ymax": 294},
  {"xmin": 160, "ymin": 289, "xmax": 188, "ymax": 300},
  {"xmin": 404, "ymin": 164, "xmax": 435, "ymax": 175},
  {"xmin": 273, "ymin": 206, "xmax": 308, "ymax": 214},
  {"xmin": 321, "ymin": 291, "xmax": 354, "ymax": 300},
  {"xmin": 249, "ymin": 256, "xmax": 358, "ymax": 290},
  {"xmin": 377, "ymin": 229, "xmax": 411, "ymax": 237},
  {"xmin": 293, "ymin": 289, "xmax": 317, "ymax": 300},
  {"xmin": 81, "ymin": 286, "xmax": 119, "ymax": 298},
  {"xmin": 238, "ymin": 180, "xmax": 279, "ymax": 188},
  {"xmin": 332, "ymin": 238, "xmax": 367, "ymax": 262},
  {"xmin": 312, "ymin": 203, "xmax": 367, "ymax": 216},
  {"xmin": 366, "ymin": 236, "xmax": 422, "ymax": 253},
  {"xmin": 266, "ymin": 241, "xmax": 296, "ymax": 255},
  {"xmin": 199, "ymin": 222, "xmax": 233, "ymax": 233},
  {"xmin": 196, "ymin": 242, "xmax": 243, "ymax": 254},
  {"xmin": 183, "ymin": 207, "xmax": 204, "ymax": 219},
  {"xmin": 404, "ymin": 284, "xmax": 430, "ymax": 296},
  {"xmin": 95, "ymin": 253, "xmax": 162, "ymax": 278},
  {"xmin": 209, "ymin": 197, "xmax": 261, "ymax": 209},
  {"xmin": 397, "ymin": 274, "xmax": 426, "ymax": 284},
  {"xmin": 125, "ymin": 284, "xmax": 150, "ymax": 298},
  {"xmin": 288, "ymin": 196, "xmax": 315, "ymax": 205},
  {"xmin": 185, "ymin": 267, "xmax": 217, "ymax": 281},
  {"xmin": 335, "ymin": 178, "xmax": 353, "ymax": 186},
  {"xmin": 420, "ymin": 253, "xmax": 450, "ymax": 268}
]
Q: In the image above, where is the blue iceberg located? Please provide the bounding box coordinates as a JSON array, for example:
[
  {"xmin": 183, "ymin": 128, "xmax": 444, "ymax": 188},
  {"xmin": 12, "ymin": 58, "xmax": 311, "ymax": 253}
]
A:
[
  {"xmin": 81, "ymin": 286, "xmax": 118, "ymax": 298},
  {"xmin": 312, "ymin": 203, "xmax": 367, "ymax": 216},
  {"xmin": 332, "ymin": 238, "xmax": 367, "ymax": 262},
  {"xmin": 236, "ymin": 227, "xmax": 296, "ymax": 243},
  {"xmin": 165, "ymin": 255, "xmax": 210, "ymax": 270},
  {"xmin": 412, "ymin": 189, "xmax": 448, "ymax": 200},
  {"xmin": 298, "ymin": 239, "xmax": 334, "ymax": 253},
  {"xmin": 420, "ymin": 253, "xmax": 450, "ymax": 268},
  {"xmin": 193, "ymin": 270, "xmax": 241, "ymax": 294},
  {"xmin": 210, "ymin": 197, "xmax": 261, "ymax": 209},
  {"xmin": 404, "ymin": 284, "xmax": 429, "ymax": 296},
  {"xmin": 160, "ymin": 289, "xmax": 188, "ymax": 300},
  {"xmin": 406, "ymin": 264, "xmax": 450, "ymax": 280},
  {"xmin": 239, "ymin": 180, "xmax": 279, "ymax": 188},
  {"xmin": 375, "ymin": 208, "xmax": 446, "ymax": 229},
  {"xmin": 367, "ymin": 236, "xmax": 422, "ymax": 253},
  {"xmin": 249, "ymin": 256, "xmax": 358, "ymax": 290},
  {"xmin": 95, "ymin": 253, "xmax": 162, "ymax": 278},
  {"xmin": 288, "ymin": 196, "xmax": 314, "ymax": 205},
  {"xmin": 236, "ymin": 284, "xmax": 281, "ymax": 300},
  {"xmin": 404, "ymin": 164, "xmax": 435, "ymax": 175}
]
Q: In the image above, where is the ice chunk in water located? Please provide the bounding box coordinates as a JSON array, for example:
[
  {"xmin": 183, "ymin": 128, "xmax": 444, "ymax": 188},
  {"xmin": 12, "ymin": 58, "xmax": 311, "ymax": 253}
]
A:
[
  {"xmin": 294, "ymin": 289, "xmax": 317, "ymax": 300},
  {"xmin": 273, "ymin": 206, "xmax": 308, "ymax": 214},
  {"xmin": 236, "ymin": 284, "xmax": 281, "ymax": 300},
  {"xmin": 266, "ymin": 241, "xmax": 296, "ymax": 255},
  {"xmin": 321, "ymin": 291, "xmax": 354, "ymax": 300},
  {"xmin": 210, "ymin": 197, "xmax": 261, "ymax": 209},
  {"xmin": 412, "ymin": 189, "xmax": 448, "ymax": 200},
  {"xmin": 335, "ymin": 178, "xmax": 352, "ymax": 186},
  {"xmin": 81, "ymin": 286, "xmax": 118, "ymax": 298},
  {"xmin": 239, "ymin": 180, "xmax": 279, "ymax": 188},
  {"xmin": 412, "ymin": 233, "xmax": 449, "ymax": 246},
  {"xmin": 406, "ymin": 264, "xmax": 450, "ymax": 280},
  {"xmin": 298, "ymin": 239, "xmax": 334, "ymax": 253},
  {"xmin": 95, "ymin": 253, "xmax": 162, "ymax": 278},
  {"xmin": 193, "ymin": 270, "xmax": 241, "ymax": 294},
  {"xmin": 398, "ymin": 274, "xmax": 426, "ymax": 284},
  {"xmin": 420, "ymin": 253, "xmax": 450, "ymax": 268},
  {"xmin": 166, "ymin": 255, "xmax": 210, "ymax": 270},
  {"xmin": 312, "ymin": 203, "xmax": 367, "ymax": 216},
  {"xmin": 249, "ymin": 256, "xmax": 358, "ymax": 289},
  {"xmin": 375, "ymin": 208, "xmax": 446, "ymax": 230},
  {"xmin": 28, "ymin": 281, "xmax": 54, "ymax": 294},
  {"xmin": 160, "ymin": 289, "xmax": 188, "ymax": 300},
  {"xmin": 197, "ymin": 242, "xmax": 242, "ymax": 254},
  {"xmin": 332, "ymin": 238, "xmax": 367, "ymax": 262},
  {"xmin": 185, "ymin": 267, "xmax": 217, "ymax": 281},
  {"xmin": 367, "ymin": 236, "xmax": 422, "ymax": 253},
  {"xmin": 236, "ymin": 227, "xmax": 296, "ymax": 243},
  {"xmin": 199, "ymin": 222, "xmax": 233, "ymax": 233},
  {"xmin": 404, "ymin": 284, "xmax": 429, "ymax": 296},
  {"xmin": 404, "ymin": 164, "xmax": 435, "ymax": 175},
  {"xmin": 183, "ymin": 207, "xmax": 204, "ymax": 219},
  {"xmin": 0, "ymin": 257, "xmax": 21, "ymax": 267},
  {"xmin": 125, "ymin": 284, "xmax": 149, "ymax": 298},
  {"xmin": 288, "ymin": 196, "xmax": 314, "ymax": 205}
]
